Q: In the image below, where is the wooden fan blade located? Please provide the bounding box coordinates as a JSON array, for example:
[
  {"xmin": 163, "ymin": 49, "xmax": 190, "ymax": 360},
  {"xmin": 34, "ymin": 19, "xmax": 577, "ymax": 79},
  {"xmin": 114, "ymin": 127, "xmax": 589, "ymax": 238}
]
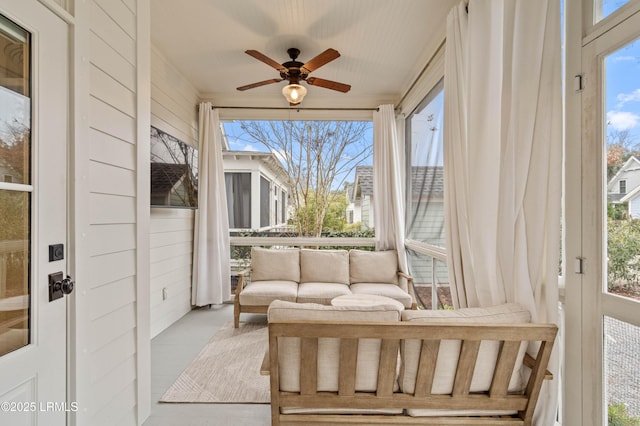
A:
[
  {"xmin": 236, "ymin": 78, "xmax": 283, "ymax": 91},
  {"xmin": 306, "ymin": 77, "xmax": 351, "ymax": 93},
  {"xmin": 245, "ymin": 50, "xmax": 287, "ymax": 73},
  {"xmin": 301, "ymin": 48, "xmax": 340, "ymax": 74}
]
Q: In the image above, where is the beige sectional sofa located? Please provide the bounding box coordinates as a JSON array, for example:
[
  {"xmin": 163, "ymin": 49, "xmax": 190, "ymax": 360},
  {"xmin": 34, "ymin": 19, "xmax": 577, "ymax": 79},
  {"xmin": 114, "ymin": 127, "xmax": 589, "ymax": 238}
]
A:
[
  {"xmin": 265, "ymin": 300, "xmax": 558, "ymax": 426},
  {"xmin": 233, "ymin": 247, "xmax": 416, "ymax": 327}
]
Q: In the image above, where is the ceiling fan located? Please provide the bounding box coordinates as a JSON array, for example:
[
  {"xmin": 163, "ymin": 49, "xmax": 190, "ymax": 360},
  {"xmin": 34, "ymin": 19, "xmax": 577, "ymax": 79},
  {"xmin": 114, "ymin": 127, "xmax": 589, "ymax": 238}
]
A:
[{"xmin": 236, "ymin": 48, "xmax": 351, "ymax": 105}]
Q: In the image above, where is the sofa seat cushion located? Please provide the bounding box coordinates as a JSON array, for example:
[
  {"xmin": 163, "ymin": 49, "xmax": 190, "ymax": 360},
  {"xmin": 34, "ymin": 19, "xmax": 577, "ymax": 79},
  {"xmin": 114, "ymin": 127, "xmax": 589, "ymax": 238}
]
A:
[
  {"xmin": 300, "ymin": 249, "xmax": 349, "ymax": 285},
  {"xmin": 267, "ymin": 300, "xmax": 401, "ymax": 394},
  {"xmin": 349, "ymin": 283, "xmax": 413, "ymax": 308},
  {"xmin": 399, "ymin": 303, "xmax": 532, "ymax": 417},
  {"xmin": 296, "ymin": 282, "xmax": 352, "ymax": 305},
  {"xmin": 349, "ymin": 249, "xmax": 399, "ymax": 285},
  {"xmin": 251, "ymin": 247, "xmax": 300, "ymax": 282},
  {"xmin": 238, "ymin": 280, "xmax": 298, "ymax": 306}
]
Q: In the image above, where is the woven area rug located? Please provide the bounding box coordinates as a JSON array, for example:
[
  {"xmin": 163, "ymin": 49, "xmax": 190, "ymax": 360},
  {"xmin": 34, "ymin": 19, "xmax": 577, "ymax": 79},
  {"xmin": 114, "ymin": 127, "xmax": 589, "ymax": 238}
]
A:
[{"xmin": 160, "ymin": 320, "xmax": 270, "ymax": 404}]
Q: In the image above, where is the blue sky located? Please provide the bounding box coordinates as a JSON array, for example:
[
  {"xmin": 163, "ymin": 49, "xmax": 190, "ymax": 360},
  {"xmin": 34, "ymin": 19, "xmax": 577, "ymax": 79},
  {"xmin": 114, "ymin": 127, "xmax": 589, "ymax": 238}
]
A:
[{"xmin": 605, "ymin": 37, "xmax": 640, "ymax": 145}]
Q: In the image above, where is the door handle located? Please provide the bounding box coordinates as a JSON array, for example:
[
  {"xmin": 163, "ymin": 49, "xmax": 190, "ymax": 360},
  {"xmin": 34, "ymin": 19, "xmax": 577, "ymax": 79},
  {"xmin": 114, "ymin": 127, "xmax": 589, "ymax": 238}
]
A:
[
  {"xmin": 48, "ymin": 272, "xmax": 74, "ymax": 302},
  {"xmin": 60, "ymin": 276, "xmax": 74, "ymax": 295}
]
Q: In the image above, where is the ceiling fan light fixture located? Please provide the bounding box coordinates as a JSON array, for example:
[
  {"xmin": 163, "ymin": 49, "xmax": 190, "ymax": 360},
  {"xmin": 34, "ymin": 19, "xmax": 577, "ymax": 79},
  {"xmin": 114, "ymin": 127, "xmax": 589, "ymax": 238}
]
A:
[{"xmin": 282, "ymin": 83, "xmax": 307, "ymax": 104}]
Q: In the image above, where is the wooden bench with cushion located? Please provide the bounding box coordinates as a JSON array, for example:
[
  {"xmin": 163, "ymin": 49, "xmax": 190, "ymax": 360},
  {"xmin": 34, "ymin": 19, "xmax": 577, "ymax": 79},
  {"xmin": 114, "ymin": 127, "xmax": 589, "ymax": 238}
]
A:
[{"xmin": 265, "ymin": 300, "xmax": 557, "ymax": 426}]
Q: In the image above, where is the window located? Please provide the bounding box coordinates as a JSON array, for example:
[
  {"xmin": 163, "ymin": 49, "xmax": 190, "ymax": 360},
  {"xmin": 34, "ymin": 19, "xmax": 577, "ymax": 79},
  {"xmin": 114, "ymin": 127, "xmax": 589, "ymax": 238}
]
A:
[
  {"xmin": 595, "ymin": 0, "xmax": 630, "ymax": 23},
  {"xmin": 405, "ymin": 79, "xmax": 448, "ymax": 309},
  {"xmin": 225, "ymin": 172, "xmax": 251, "ymax": 229},
  {"xmin": 619, "ymin": 179, "xmax": 626, "ymax": 194},
  {"xmin": 281, "ymin": 190, "xmax": 286, "ymax": 225},
  {"xmin": 406, "ymin": 79, "xmax": 445, "ymax": 247},
  {"xmin": 274, "ymin": 186, "xmax": 279, "ymax": 224},
  {"xmin": 260, "ymin": 176, "xmax": 270, "ymax": 228}
]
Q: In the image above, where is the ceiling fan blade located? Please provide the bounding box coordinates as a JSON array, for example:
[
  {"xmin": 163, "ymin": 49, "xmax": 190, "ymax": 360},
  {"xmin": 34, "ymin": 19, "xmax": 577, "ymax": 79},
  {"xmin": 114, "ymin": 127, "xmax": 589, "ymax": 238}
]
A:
[
  {"xmin": 301, "ymin": 48, "xmax": 340, "ymax": 74},
  {"xmin": 236, "ymin": 78, "xmax": 283, "ymax": 91},
  {"xmin": 245, "ymin": 50, "xmax": 288, "ymax": 73},
  {"xmin": 306, "ymin": 77, "xmax": 351, "ymax": 93}
]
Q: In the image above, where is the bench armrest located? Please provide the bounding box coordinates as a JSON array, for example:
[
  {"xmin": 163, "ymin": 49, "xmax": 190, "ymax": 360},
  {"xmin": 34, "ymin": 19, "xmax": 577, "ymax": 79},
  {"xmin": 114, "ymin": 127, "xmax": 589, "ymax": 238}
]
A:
[
  {"xmin": 397, "ymin": 271, "xmax": 418, "ymax": 309},
  {"xmin": 235, "ymin": 267, "xmax": 252, "ymax": 296}
]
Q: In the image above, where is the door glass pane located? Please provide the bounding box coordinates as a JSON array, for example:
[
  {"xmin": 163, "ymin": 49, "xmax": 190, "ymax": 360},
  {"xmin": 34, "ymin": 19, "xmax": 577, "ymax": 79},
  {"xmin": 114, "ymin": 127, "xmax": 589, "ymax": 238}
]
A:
[
  {"xmin": 604, "ymin": 316, "xmax": 640, "ymax": 423},
  {"xmin": 0, "ymin": 191, "xmax": 30, "ymax": 356},
  {"xmin": 595, "ymin": 0, "xmax": 631, "ymax": 23},
  {"xmin": 0, "ymin": 15, "xmax": 30, "ymax": 186},
  {"xmin": 0, "ymin": 15, "xmax": 30, "ymax": 357},
  {"xmin": 605, "ymin": 37, "xmax": 640, "ymax": 301}
]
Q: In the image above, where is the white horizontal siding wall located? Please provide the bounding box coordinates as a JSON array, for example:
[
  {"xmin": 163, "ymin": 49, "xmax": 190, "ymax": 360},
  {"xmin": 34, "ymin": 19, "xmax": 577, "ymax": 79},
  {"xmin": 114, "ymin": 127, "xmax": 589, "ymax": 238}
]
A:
[
  {"xmin": 150, "ymin": 46, "xmax": 199, "ymax": 337},
  {"xmin": 72, "ymin": 0, "xmax": 146, "ymax": 424},
  {"xmin": 150, "ymin": 208, "xmax": 193, "ymax": 336},
  {"xmin": 630, "ymin": 197, "xmax": 640, "ymax": 219}
]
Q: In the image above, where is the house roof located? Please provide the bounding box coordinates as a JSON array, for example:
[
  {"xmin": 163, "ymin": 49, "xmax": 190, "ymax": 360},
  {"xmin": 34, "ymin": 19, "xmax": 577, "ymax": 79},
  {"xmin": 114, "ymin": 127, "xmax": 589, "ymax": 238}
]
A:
[
  {"xmin": 353, "ymin": 165, "xmax": 444, "ymax": 198},
  {"xmin": 344, "ymin": 182, "xmax": 355, "ymax": 202},
  {"xmin": 608, "ymin": 156, "xmax": 640, "ymax": 187},
  {"xmin": 150, "ymin": 163, "xmax": 189, "ymax": 194},
  {"xmin": 223, "ymin": 150, "xmax": 289, "ymax": 183}
]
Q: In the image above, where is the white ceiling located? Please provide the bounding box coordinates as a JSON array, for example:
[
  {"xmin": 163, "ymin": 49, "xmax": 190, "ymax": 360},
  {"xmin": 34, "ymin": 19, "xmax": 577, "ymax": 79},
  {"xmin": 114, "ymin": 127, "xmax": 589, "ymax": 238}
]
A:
[{"xmin": 150, "ymin": 0, "xmax": 458, "ymax": 110}]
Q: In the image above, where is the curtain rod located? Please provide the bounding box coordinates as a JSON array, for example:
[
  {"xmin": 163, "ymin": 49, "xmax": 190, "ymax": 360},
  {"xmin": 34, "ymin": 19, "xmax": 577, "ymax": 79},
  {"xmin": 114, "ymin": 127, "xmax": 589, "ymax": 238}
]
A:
[
  {"xmin": 210, "ymin": 105, "xmax": 379, "ymax": 111},
  {"xmin": 397, "ymin": 38, "xmax": 446, "ymax": 108}
]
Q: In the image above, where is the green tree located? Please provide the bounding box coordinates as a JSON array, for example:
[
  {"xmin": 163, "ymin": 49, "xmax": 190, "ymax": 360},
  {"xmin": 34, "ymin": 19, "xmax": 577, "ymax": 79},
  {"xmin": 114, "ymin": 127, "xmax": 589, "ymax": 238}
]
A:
[
  {"xmin": 607, "ymin": 130, "xmax": 639, "ymax": 180},
  {"xmin": 293, "ymin": 189, "xmax": 349, "ymax": 233},
  {"xmin": 321, "ymin": 191, "xmax": 349, "ymax": 232}
]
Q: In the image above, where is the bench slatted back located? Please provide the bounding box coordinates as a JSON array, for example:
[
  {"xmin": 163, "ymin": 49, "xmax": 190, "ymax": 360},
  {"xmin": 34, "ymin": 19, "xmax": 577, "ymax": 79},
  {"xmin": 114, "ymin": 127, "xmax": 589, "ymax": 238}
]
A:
[{"xmin": 268, "ymin": 320, "xmax": 557, "ymax": 426}]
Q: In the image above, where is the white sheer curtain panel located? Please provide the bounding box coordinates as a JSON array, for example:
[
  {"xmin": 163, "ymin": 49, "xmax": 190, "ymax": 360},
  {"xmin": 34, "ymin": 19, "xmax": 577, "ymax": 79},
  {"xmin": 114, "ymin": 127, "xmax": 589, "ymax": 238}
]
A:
[
  {"xmin": 444, "ymin": 1, "xmax": 561, "ymax": 424},
  {"xmin": 373, "ymin": 104, "xmax": 409, "ymax": 283},
  {"xmin": 192, "ymin": 103, "xmax": 231, "ymax": 306}
]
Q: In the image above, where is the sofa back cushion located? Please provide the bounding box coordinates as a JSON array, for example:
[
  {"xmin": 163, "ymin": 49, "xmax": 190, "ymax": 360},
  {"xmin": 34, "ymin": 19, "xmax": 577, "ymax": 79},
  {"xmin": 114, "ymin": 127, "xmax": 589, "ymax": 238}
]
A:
[
  {"xmin": 251, "ymin": 247, "xmax": 300, "ymax": 283},
  {"xmin": 399, "ymin": 303, "xmax": 531, "ymax": 395},
  {"xmin": 267, "ymin": 300, "xmax": 401, "ymax": 393},
  {"xmin": 349, "ymin": 249, "xmax": 398, "ymax": 285},
  {"xmin": 300, "ymin": 249, "xmax": 349, "ymax": 285}
]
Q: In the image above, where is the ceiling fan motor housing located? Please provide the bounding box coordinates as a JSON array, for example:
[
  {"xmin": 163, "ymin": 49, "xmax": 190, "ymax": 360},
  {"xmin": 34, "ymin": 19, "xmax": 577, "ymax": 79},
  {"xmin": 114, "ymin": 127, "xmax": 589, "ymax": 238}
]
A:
[{"xmin": 281, "ymin": 48, "xmax": 306, "ymax": 83}]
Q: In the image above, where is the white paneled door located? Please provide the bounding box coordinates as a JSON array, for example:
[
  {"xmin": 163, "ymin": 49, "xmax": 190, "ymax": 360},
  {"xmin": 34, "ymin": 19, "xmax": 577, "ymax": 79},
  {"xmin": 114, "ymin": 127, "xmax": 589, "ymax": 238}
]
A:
[{"xmin": 0, "ymin": 1, "xmax": 69, "ymax": 425}]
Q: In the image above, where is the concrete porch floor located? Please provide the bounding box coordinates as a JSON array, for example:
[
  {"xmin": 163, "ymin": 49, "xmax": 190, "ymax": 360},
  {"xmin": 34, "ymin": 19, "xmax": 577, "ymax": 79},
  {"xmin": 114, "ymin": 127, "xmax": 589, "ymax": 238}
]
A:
[{"xmin": 143, "ymin": 304, "xmax": 270, "ymax": 426}]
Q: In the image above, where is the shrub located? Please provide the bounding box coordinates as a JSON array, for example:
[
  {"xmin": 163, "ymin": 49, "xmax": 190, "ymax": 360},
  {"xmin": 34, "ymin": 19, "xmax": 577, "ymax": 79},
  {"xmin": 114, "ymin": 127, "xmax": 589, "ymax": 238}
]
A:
[
  {"xmin": 607, "ymin": 219, "xmax": 640, "ymax": 290},
  {"xmin": 609, "ymin": 403, "xmax": 640, "ymax": 426}
]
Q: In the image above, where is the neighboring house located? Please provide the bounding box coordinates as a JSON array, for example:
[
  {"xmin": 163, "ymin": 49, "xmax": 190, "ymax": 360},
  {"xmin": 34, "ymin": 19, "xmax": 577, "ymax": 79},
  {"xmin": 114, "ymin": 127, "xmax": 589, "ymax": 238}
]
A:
[
  {"xmin": 223, "ymin": 151, "xmax": 289, "ymax": 230},
  {"xmin": 608, "ymin": 156, "xmax": 640, "ymax": 218},
  {"xmin": 352, "ymin": 165, "xmax": 445, "ymax": 243},
  {"xmin": 344, "ymin": 182, "xmax": 360, "ymax": 224},
  {"xmin": 352, "ymin": 165, "xmax": 447, "ymax": 285},
  {"xmin": 352, "ymin": 166, "xmax": 374, "ymax": 229}
]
